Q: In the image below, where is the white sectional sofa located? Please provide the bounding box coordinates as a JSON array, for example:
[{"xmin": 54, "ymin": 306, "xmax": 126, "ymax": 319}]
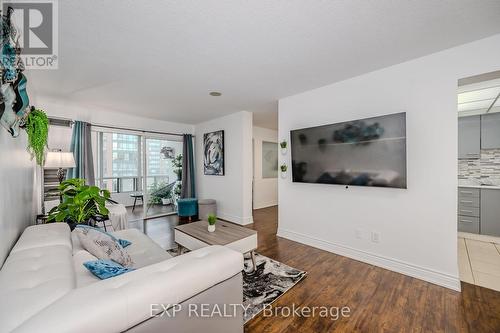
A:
[{"xmin": 0, "ymin": 223, "xmax": 244, "ymax": 333}]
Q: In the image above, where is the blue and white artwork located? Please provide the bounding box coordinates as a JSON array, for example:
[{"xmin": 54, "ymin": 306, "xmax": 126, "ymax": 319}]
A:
[{"xmin": 203, "ymin": 130, "xmax": 224, "ymax": 176}]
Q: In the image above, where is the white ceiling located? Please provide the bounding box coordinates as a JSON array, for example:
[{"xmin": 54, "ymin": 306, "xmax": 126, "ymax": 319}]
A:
[
  {"xmin": 458, "ymin": 76, "xmax": 500, "ymax": 116},
  {"xmin": 26, "ymin": 1, "xmax": 500, "ymax": 130}
]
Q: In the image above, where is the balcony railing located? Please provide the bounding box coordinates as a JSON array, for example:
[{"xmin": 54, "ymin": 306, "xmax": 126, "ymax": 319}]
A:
[{"xmin": 98, "ymin": 175, "xmax": 170, "ymax": 193}]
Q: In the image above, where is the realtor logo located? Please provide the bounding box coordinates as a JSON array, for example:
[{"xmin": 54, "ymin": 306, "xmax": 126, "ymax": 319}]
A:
[{"xmin": 3, "ymin": 0, "xmax": 58, "ymax": 69}]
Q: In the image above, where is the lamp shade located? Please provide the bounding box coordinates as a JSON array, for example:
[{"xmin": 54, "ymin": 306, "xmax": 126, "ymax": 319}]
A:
[{"xmin": 44, "ymin": 151, "xmax": 76, "ymax": 168}]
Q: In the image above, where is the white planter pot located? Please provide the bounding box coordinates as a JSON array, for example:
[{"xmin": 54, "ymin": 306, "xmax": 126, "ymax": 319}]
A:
[
  {"xmin": 162, "ymin": 198, "xmax": 171, "ymax": 205},
  {"xmin": 208, "ymin": 224, "xmax": 216, "ymax": 233}
]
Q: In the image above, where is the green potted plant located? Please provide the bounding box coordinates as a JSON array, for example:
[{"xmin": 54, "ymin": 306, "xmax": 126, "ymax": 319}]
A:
[
  {"xmin": 149, "ymin": 182, "xmax": 173, "ymax": 205},
  {"xmin": 47, "ymin": 178, "xmax": 113, "ymax": 230},
  {"xmin": 23, "ymin": 108, "xmax": 49, "ymax": 166},
  {"xmin": 280, "ymin": 140, "xmax": 288, "ymax": 154},
  {"xmin": 207, "ymin": 213, "xmax": 217, "ymax": 232},
  {"xmin": 280, "ymin": 163, "xmax": 288, "ymax": 173},
  {"xmin": 172, "ymin": 154, "xmax": 183, "ymax": 181}
]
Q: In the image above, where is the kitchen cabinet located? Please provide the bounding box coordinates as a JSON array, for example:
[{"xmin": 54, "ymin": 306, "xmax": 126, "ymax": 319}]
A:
[
  {"xmin": 480, "ymin": 189, "xmax": 500, "ymax": 237},
  {"xmin": 458, "ymin": 115, "xmax": 480, "ymax": 159},
  {"xmin": 481, "ymin": 112, "xmax": 500, "ymax": 149},
  {"xmin": 458, "ymin": 187, "xmax": 480, "ymax": 234}
]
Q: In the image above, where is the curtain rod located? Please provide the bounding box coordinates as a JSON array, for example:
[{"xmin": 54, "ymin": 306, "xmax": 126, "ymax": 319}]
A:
[
  {"xmin": 90, "ymin": 123, "xmax": 193, "ymax": 137},
  {"xmin": 48, "ymin": 117, "xmax": 193, "ymax": 137}
]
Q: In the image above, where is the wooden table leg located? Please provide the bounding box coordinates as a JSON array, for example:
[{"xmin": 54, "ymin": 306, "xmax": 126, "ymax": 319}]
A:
[{"xmin": 177, "ymin": 244, "xmax": 183, "ymax": 256}]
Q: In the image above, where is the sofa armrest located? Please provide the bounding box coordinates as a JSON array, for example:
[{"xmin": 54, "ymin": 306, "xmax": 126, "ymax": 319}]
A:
[{"xmin": 13, "ymin": 246, "xmax": 244, "ymax": 333}]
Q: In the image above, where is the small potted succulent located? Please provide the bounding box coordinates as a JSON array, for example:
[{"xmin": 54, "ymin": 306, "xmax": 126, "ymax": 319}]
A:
[
  {"xmin": 280, "ymin": 140, "xmax": 287, "ymax": 154},
  {"xmin": 207, "ymin": 213, "xmax": 217, "ymax": 232},
  {"xmin": 280, "ymin": 163, "xmax": 288, "ymax": 173}
]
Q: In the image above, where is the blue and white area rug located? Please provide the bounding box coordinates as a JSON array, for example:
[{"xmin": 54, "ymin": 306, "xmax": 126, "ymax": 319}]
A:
[
  {"xmin": 167, "ymin": 249, "xmax": 307, "ymax": 323},
  {"xmin": 242, "ymin": 253, "xmax": 307, "ymax": 323}
]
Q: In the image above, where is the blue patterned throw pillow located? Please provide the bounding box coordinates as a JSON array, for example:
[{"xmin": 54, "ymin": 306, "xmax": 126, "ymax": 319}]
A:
[
  {"xmin": 83, "ymin": 259, "xmax": 135, "ymax": 279},
  {"xmin": 118, "ymin": 239, "xmax": 132, "ymax": 248},
  {"xmin": 75, "ymin": 225, "xmax": 132, "ymax": 247}
]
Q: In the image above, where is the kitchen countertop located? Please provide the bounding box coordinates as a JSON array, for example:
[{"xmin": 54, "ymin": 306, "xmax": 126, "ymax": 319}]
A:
[{"xmin": 459, "ymin": 184, "xmax": 500, "ymax": 190}]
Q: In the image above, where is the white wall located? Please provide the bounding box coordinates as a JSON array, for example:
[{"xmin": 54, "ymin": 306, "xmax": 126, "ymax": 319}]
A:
[
  {"xmin": 253, "ymin": 126, "xmax": 278, "ymax": 209},
  {"xmin": 195, "ymin": 111, "xmax": 253, "ymax": 224},
  {"xmin": 278, "ymin": 34, "xmax": 500, "ymax": 291},
  {"xmin": 0, "ymin": 129, "xmax": 36, "ymax": 267},
  {"xmin": 35, "ymin": 97, "xmax": 195, "ymax": 135}
]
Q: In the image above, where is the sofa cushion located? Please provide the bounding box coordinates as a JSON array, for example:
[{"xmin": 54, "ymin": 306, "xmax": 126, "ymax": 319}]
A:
[
  {"xmin": 10, "ymin": 223, "xmax": 72, "ymax": 254},
  {"xmin": 73, "ymin": 250, "xmax": 100, "ymax": 287},
  {"xmin": 0, "ymin": 245, "xmax": 75, "ymax": 332},
  {"xmin": 74, "ymin": 226, "xmax": 134, "ymax": 267},
  {"xmin": 111, "ymin": 228, "xmax": 172, "ymax": 268}
]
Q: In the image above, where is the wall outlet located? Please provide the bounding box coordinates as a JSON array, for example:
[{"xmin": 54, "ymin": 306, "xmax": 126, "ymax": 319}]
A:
[
  {"xmin": 356, "ymin": 228, "xmax": 369, "ymax": 240},
  {"xmin": 355, "ymin": 228, "xmax": 363, "ymax": 239},
  {"xmin": 371, "ymin": 232, "xmax": 381, "ymax": 243}
]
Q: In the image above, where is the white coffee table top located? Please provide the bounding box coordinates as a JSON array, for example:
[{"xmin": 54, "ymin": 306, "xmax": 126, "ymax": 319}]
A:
[{"xmin": 174, "ymin": 220, "xmax": 257, "ymax": 254}]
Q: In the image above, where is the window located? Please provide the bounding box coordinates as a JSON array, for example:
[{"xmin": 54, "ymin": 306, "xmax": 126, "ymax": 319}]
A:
[
  {"xmin": 95, "ymin": 132, "xmax": 142, "ymax": 193},
  {"xmin": 93, "ymin": 131, "xmax": 184, "ymax": 194}
]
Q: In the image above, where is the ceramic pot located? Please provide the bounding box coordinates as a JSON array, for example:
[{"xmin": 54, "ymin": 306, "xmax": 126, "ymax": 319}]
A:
[{"xmin": 208, "ymin": 224, "xmax": 216, "ymax": 232}]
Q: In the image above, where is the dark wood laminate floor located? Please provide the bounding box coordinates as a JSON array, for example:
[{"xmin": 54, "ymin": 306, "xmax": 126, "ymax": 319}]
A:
[
  {"xmin": 140, "ymin": 206, "xmax": 500, "ymax": 332},
  {"xmin": 244, "ymin": 206, "xmax": 500, "ymax": 333}
]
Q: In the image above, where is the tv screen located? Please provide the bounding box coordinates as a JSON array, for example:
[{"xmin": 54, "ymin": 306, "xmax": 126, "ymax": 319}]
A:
[{"xmin": 290, "ymin": 112, "xmax": 407, "ymax": 189}]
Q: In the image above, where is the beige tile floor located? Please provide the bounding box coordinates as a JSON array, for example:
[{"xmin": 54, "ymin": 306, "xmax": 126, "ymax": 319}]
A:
[{"xmin": 458, "ymin": 237, "xmax": 500, "ymax": 291}]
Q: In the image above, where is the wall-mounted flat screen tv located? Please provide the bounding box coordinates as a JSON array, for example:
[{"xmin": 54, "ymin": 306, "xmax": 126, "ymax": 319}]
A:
[{"xmin": 290, "ymin": 112, "xmax": 407, "ymax": 189}]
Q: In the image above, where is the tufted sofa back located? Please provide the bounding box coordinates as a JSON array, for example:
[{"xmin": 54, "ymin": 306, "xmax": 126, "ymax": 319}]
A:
[{"xmin": 0, "ymin": 223, "xmax": 75, "ymax": 332}]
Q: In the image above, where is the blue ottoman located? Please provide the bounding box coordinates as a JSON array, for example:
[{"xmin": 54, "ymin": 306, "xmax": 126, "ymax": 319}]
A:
[{"xmin": 177, "ymin": 198, "xmax": 198, "ymax": 222}]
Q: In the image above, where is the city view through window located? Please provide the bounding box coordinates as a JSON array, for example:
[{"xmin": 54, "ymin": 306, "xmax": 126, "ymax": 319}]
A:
[{"xmin": 95, "ymin": 132, "xmax": 182, "ymax": 194}]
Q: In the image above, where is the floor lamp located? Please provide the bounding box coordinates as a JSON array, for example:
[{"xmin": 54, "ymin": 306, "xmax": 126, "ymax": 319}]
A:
[{"xmin": 45, "ymin": 151, "xmax": 76, "ymax": 203}]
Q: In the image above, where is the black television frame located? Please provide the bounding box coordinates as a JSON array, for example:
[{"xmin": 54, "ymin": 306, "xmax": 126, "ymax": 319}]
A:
[{"xmin": 290, "ymin": 112, "xmax": 407, "ymax": 189}]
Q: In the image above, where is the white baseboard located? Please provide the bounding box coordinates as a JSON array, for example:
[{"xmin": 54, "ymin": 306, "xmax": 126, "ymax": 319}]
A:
[
  {"xmin": 253, "ymin": 202, "xmax": 278, "ymax": 210},
  {"xmin": 218, "ymin": 212, "xmax": 253, "ymax": 225},
  {"xmin": 277, "ymin": 228, "xmax": 461, "ymax": 291}
]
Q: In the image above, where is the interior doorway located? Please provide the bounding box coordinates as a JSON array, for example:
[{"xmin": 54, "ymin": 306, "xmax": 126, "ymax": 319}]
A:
[
  {"xmin": 457, "ymin": 70, "xmax": 500, "ymax": 292},
  {"xmin": 252, "ymin": 127, "xmax": 279, "ymax": 210}
]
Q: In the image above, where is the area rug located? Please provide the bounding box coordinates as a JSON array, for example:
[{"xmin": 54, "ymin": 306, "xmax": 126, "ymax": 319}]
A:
[
  {"xmin": 166, "ymin": 248, "xmax": 307, "ymax": 323},
  {"xmin": 242, "ymin": 252, "xmax": 307, "ymax": 323}
]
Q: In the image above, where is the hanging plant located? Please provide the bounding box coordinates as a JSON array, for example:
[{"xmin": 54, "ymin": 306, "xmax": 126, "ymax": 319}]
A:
[{"xmin": 24, "ymin": 108, "xmax": 49, "ymax": 165}]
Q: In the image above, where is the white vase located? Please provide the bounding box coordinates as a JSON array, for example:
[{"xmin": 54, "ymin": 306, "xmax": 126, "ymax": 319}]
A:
[{"xmin": 208, "ymin": 224, "xmax": 216, "ymax": 232}]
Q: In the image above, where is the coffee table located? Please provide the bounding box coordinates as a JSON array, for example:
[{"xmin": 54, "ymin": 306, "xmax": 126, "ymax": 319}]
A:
[{"xmin": 174, "ymin": 220, "xmax": 258, "ymax": 271}]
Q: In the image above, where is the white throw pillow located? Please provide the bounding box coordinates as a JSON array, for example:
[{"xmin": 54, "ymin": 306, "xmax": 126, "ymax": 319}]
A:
[{"xmin": 74, "ymin": 226, "xmax": 134, "ymax": 268}]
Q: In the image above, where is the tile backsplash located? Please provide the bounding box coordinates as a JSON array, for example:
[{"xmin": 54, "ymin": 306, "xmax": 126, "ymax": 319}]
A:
[{"xmin": 458, "ymin": 148, "xmax": 500, "ymax": 185}]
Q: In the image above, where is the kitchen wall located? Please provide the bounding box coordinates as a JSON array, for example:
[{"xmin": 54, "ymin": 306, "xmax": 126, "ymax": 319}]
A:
[
  {"xmin": 195, "ymin": 111, "xmax": 253, "ymax": 224},
  {"xmin": 278, "ymin": 34, "xmax": 500, "ymax": 291},
  {"xmin": 459, "ymin": 148, "xmax": 500, "ymax": 185},
  {"xmin": 253, "ymin": 126, "xmax": 278, "ymax": 209},
  {"xmin": 0, "ymin": 129, "xmax": 36, "ymax": 267}
]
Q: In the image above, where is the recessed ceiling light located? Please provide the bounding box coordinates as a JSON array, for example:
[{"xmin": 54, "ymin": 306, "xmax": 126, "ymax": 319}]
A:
[{"xmin": 209, "ymin": 91, "xmax": 222, "ymax": 97}]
